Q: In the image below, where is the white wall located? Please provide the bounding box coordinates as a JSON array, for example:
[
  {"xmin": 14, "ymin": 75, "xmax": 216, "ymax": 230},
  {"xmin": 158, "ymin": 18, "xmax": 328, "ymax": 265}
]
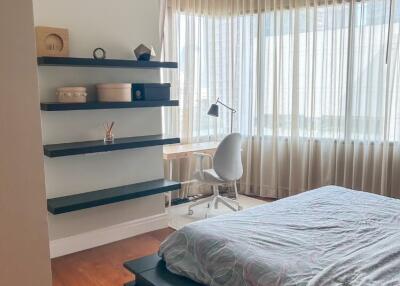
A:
[
  {"xmin": 33, "ymin": 0, "xmax": 167, "ymax": 254},
  {"xmin": 0, "ymin": 0, "xmax": 52, "ymax": 285}
]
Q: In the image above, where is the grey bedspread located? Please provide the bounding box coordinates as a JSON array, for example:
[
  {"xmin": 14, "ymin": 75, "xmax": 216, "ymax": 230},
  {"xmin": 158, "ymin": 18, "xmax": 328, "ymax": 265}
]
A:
[{"xmin": 159, "ymin": 186, "xmax": 400, "ymax": 286}]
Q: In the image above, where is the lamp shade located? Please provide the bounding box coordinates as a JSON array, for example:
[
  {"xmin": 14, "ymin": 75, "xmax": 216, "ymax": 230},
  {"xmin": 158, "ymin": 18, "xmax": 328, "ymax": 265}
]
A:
[{"xmin": 207, "ymin": 103, "xmax": 219, "ymax": 117}]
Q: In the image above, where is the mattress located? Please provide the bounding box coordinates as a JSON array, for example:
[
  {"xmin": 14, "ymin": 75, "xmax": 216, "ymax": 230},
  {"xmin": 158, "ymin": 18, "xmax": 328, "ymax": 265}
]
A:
[{"xmin": 159, "ymin": 186, "xmax": 400, "ymax": 286}]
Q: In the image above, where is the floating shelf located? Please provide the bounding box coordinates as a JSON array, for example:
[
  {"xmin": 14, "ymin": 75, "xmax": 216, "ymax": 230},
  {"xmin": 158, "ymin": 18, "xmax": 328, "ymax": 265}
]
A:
[
  {"xmin": 47, "ymin": 179, "xmax": 181, "ymax": 214},
  {"xmin": 40, "ymin": 100, "xmax": 179, "ymax": 111},
  {"xmin": 37, "ymin": 57, "xmax": 178, "ymax": 69},
  {"xmin": 44, "ymin": 135, "xmax": 180, "ymax": 157}
]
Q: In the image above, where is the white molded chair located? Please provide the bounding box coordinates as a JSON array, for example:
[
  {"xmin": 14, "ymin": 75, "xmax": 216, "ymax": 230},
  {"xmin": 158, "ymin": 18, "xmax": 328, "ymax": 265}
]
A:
[{"xmin": 188, "ymin": 133, "xmax": 243, "ymax": 217}]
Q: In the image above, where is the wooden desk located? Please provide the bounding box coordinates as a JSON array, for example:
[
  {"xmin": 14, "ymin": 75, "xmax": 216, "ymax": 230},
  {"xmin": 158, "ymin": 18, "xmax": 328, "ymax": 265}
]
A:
[
  {"xmin": 163, "ymin": 141, "xmax": 219, "ymax": 206},
  {"xmin": 163, "ymin": 141, "xmax": 219, "ymax": 160}
]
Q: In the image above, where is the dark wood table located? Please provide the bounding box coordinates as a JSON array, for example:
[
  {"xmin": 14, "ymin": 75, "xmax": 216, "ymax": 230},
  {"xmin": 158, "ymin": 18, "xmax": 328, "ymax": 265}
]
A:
[{"xmin": 123, "ymin": 254, "xmax": 203, "ymax": 286}]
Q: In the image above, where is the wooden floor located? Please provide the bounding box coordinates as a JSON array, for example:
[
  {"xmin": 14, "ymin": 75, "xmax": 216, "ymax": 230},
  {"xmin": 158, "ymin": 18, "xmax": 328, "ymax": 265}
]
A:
[
  {"xmin": 51, "ymin": 196, "xmax": 274, "ymax": 286},
  {"xmin": 51, "ymin": 228, "xmax": 175, "ymax": 286}
]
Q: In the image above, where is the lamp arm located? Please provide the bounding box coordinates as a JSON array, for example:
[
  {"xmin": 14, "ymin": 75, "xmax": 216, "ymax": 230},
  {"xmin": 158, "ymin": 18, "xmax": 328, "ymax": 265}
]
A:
[
  {"xmin": 215, "ymin": 98, "xmax": 236, "ymax": 133},
  {"xmin": 216, "ymin": 99, "xmax": 237, "ymax": 113}
]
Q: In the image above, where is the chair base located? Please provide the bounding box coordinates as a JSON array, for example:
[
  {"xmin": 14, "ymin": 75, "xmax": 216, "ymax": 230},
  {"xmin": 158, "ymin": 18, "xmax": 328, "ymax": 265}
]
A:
[{"xmin": 188, "ymin": 194, "xmax": 242, "ymax": 217}]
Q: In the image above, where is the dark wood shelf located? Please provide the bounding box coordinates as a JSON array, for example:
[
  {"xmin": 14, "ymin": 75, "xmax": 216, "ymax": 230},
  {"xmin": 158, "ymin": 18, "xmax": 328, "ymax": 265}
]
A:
[
  {"xmin": 37, "ymin": 57, "xmax": 178, "ymax": 69},
  {"xmin": 40, "ymin": 100, "xmax": 179, "ymax": 111},
  {"xmin": 47, "ymin": 179, "xmax": 181, "ymax": 214},
  {"xmin": 44, "ymin": 135, "xmax": 180, "ymax": 157}
]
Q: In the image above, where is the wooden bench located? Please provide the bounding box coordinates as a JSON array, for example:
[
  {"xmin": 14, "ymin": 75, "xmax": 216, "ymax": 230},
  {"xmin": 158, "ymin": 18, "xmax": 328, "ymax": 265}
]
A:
[{"xmin": 124, "ymin": 254, "xmax": 203, "ymax": 286}]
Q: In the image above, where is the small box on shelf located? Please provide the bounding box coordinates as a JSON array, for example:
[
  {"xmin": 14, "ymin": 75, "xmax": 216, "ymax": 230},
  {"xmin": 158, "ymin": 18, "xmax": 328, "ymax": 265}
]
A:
[
  {"xmin": 97, "ymin": 83, "xmax": 132, "ymax": 102},
  {"xmin": 132, "ymin": 83, "xmax": 171, "ymax": 101}
]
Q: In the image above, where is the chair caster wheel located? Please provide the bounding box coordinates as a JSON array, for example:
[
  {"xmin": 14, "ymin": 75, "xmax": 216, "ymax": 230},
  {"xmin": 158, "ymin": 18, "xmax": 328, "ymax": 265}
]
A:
[
  {"xmin": 188, "ymin": 209, "xmax": 194, "ymax": 215},
  {"xmin": 238, "ymin": 206, "xmax": 243, "ymax": 211}
]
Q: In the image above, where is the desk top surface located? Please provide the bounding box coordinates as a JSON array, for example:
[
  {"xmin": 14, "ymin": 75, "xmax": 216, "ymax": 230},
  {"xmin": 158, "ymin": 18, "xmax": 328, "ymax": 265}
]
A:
[{"xmin": 163, "ymin": 141, "xmax": 219, "ymax": 159}]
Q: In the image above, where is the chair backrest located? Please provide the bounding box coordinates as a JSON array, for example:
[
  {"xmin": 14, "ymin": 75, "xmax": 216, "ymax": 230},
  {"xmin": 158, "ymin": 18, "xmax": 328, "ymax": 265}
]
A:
[{"xmin": 213, "ymin": 133, "xmax": 243, "ymax": 181}]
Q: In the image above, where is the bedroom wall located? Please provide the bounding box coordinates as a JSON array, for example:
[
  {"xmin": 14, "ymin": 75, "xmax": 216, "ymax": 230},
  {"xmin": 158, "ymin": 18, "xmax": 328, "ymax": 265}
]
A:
[
  {"xmin": 33, "ymin": 0, "xmax": 167, "ymax": 257},
  {"xmin": 0, "ymin": 0, "xmax": 52, "ymax": 285}
]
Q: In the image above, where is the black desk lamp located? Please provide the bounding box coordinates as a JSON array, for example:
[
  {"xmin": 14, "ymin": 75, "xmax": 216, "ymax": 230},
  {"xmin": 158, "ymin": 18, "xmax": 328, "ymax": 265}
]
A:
[{"xmin": 207, "ymin": 97, "xmax": 237, "ymax": 133}]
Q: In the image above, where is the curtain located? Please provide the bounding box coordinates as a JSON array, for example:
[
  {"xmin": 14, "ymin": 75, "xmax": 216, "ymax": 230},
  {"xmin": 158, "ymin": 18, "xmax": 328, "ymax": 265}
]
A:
[{"xmin": 162, "ymin": 0, "xmax": 400, "ymax": 199}]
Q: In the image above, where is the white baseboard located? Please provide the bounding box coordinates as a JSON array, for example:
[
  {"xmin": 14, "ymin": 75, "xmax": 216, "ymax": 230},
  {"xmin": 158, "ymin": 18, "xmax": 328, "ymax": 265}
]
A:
[{"xmin": 50, "ymin": 212, "xmax": 168, "ymax": 258}]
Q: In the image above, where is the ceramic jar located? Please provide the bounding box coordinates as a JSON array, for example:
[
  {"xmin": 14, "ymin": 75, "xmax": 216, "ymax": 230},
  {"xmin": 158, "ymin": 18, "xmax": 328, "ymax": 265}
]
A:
[
  {"xmin": 56, "ymin": 87, "xmax": 87, "ymax": 103},
  {"xmin": 96, "ymin": 83, "xmax": 132, "ymax": 102}
]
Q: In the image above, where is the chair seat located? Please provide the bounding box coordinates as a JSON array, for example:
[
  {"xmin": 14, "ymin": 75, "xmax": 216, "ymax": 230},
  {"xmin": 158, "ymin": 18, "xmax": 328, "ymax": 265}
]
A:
[{"xmin": 193, "ymin": 169, "xmax": 225, "ymax": 184}]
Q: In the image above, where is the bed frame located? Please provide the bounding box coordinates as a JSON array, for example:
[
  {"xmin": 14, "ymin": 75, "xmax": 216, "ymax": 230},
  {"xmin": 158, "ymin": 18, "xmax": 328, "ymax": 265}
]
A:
[{"xmin": 123, "ymin": 254, "xmax": 203, "ymax": 286}]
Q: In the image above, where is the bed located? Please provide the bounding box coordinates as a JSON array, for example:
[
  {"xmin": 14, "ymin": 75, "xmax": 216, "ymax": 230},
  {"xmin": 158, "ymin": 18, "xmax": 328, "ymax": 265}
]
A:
[{"xmin": 124, "ymin": 186, "xmax": 400, "ymax": 286}]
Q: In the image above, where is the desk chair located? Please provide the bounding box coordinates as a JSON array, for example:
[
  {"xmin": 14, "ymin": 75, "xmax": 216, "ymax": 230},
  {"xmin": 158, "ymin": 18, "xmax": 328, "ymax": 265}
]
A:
[{"xmin": 188, "ymin": 133, "xmax": 243, "ymax": 217}]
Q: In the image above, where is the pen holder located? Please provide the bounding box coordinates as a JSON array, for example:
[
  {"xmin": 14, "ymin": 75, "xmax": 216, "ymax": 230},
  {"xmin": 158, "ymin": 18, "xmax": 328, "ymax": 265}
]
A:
[
  {"xmin": 104, "ymin": 133, "xmax": 114, "ymax": 143},
  {"xmin": 103, "ymin": 122, "xmax": 115, "ymax": 143}
]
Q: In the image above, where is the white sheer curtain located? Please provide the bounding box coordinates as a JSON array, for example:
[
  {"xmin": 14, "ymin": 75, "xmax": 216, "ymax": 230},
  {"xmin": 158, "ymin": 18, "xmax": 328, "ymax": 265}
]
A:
[{"xmin": 162, "ymin": 0, "xmax": 400, "ymax": 198}]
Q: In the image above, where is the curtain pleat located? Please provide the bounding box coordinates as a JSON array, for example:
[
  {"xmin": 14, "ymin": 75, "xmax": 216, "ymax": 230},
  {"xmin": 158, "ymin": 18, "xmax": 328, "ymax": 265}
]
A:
[{"xmin": 162, "ymin": 0, "xmax": 400, "ymax": 199}]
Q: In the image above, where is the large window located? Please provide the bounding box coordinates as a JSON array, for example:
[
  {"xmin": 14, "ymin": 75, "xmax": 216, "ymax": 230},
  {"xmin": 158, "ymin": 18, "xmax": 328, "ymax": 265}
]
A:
[
  {"xmin": 162, "ymin": 0, "xmax": 400, "ymax": 198},
  {"xmin": 169, "ymin": 0, "xmax": 400, "ymax": 141}
]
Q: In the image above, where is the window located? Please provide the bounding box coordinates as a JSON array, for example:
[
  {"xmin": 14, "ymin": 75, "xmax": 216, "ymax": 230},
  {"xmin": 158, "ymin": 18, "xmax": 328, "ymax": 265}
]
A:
[{"xmin": 166, "ymin": 0, "xmax": 400, "ymax": 142}]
